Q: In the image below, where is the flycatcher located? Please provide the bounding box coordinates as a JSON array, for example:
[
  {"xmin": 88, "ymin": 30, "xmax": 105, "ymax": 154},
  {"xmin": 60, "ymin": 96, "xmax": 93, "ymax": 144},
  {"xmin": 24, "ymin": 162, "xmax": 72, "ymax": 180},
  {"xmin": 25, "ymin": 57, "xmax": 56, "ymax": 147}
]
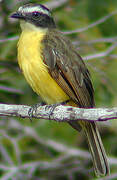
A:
[{"xmin": 11, "ymin": 4, "xmax": 110, "ymax": 176}]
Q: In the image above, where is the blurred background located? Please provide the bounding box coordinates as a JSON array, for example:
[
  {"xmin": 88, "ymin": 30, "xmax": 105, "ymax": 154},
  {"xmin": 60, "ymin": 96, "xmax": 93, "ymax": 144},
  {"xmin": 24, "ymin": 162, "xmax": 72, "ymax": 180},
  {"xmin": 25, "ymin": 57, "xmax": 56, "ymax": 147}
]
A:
[{"xmin": 0, "ymin": 0, "xmax": 117, "ymax": 179}]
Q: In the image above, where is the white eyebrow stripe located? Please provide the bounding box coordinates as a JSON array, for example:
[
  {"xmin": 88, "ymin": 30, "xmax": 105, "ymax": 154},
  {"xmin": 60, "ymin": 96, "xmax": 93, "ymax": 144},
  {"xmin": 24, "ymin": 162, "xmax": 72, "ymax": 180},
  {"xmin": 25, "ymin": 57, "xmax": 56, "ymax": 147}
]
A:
[{"xmin": 18, "ymin": 6, "xmax": 50, "ymax": 16}]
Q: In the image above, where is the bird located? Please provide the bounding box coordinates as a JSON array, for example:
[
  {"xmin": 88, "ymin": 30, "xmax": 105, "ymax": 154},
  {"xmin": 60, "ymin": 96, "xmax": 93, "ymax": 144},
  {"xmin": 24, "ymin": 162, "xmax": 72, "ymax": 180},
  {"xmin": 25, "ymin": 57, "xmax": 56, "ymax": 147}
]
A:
[{"xmin": 11, "ymin": 3, "xmax": 110, "ymax": 176}]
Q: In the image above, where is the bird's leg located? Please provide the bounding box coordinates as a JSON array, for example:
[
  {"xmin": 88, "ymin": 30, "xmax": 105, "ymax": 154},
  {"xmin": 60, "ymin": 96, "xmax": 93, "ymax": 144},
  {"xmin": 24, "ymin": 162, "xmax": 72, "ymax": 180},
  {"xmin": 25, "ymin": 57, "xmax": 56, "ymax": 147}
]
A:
[
  {"xmin": 28, "ymin": 100, "xmax": 70, "ymax": 121},
  {"xmin": 45, "ymin": 100, "xmax": 70, "ymax": 118},
  {"xmin": 28, "ymin": 102, "xmax": 46, "ymax": 122},
  {"xmin": 46, "ymin": 101, "xmax": 82, "ymax": 131}
]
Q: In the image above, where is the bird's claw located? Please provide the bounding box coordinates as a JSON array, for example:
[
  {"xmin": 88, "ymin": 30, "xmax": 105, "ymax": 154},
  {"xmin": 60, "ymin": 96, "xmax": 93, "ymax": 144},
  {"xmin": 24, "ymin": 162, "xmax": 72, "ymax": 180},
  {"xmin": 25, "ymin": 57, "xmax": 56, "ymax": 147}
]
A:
[{"xmin": 28, "ymin": 102, "xmax": 46, "ymax": 122}]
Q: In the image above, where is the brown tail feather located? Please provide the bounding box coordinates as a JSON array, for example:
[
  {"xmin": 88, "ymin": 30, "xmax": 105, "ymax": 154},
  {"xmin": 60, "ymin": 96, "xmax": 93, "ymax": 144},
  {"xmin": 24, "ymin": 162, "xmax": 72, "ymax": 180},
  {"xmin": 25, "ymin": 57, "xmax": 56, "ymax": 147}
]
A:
[{"xmin": 69, "ymin": 121, "xmax": 110, "ymax": 176}]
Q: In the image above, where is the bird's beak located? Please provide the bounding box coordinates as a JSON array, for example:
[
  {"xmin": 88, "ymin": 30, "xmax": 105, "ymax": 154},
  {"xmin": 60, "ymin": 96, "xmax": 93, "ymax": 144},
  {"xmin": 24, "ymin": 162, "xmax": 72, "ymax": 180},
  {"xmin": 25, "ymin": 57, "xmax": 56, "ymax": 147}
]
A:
[{"xmin": 10, "ymin": 12, "xmax": 25, "ymax": 20}]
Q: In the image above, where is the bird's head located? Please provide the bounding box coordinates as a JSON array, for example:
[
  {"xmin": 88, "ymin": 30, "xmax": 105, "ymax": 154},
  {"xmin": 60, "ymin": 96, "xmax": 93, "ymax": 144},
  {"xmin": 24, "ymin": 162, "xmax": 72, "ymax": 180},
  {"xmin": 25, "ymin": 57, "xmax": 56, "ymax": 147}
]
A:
[{"xmin": 11, "ymin": 4, "xmax": 56, "ymax": 30}]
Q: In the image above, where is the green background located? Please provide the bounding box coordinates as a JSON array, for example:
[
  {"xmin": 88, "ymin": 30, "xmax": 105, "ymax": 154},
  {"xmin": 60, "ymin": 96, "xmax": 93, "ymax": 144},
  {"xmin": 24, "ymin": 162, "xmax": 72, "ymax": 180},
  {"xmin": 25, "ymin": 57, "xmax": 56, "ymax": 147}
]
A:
[{"xmin": 0, "ymin": 0, "xmax": 117, "ymax": 179}]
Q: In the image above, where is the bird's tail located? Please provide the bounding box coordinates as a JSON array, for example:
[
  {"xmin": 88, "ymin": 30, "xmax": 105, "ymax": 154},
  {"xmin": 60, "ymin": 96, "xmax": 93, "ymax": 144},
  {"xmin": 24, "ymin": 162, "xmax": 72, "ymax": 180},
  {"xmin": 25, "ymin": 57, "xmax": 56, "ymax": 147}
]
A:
[{"xmin": 69, "ymin": 121, "xmax": 110, "ymax": 176}]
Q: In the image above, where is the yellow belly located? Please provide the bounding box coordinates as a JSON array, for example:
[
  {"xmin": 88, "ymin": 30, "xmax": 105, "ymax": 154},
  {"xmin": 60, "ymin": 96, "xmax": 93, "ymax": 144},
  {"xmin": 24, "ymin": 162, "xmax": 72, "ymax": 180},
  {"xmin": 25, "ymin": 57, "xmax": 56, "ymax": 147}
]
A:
[{"xmin": 17, "ymin": 30, "xmax": 69, "ymax": 104}]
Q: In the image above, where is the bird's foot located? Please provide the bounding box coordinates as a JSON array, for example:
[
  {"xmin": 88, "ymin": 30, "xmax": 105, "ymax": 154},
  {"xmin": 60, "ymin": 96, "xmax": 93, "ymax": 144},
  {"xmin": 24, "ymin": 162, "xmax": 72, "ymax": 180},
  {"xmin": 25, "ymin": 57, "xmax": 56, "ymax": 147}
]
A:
[
  {"xmin": 28, "ymin": 102, "xmax": 46, "ymax": 122},
  {"xmin": 28, "ymin": 100, "xmax": 69, "ymax": 121},
  {"xmin": 46, "ymin": 100, "xmax": 70, "ymax": 118}
]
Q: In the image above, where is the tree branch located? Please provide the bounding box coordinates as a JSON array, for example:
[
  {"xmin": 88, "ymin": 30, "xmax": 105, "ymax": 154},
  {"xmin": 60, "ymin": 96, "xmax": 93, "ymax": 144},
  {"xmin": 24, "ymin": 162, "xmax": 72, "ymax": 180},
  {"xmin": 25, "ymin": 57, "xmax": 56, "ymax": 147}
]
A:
[
  {"xmin": 83, "ymin": 43, "xmax": 117, "ymax": 61},
  {"xmin": 64, "ymin": 10, "xmax": 117, "ymax": 34},
  {"xmin": 0, "ymin": 103, "xmax": 117, "ymax": 122}
]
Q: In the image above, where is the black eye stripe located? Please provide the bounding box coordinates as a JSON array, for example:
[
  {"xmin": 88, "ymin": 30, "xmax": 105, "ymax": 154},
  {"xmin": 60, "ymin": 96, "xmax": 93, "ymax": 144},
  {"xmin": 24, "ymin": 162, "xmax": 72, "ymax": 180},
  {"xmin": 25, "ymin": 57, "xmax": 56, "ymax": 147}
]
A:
[
  {"xmin": 23, "ymin": 10, "xmax": 56, "ymax": 28},
  {"xmin": 32, "ymin": 11, "xmax": 40, "ymax": 16}
]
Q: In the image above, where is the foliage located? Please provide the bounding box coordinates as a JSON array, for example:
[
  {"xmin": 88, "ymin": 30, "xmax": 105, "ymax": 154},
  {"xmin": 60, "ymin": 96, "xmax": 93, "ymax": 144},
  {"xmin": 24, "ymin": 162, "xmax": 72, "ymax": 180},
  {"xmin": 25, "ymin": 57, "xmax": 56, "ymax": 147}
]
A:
[{"xmin": 0, "ymin": 0, "xmax": 117, "ymax": 179}]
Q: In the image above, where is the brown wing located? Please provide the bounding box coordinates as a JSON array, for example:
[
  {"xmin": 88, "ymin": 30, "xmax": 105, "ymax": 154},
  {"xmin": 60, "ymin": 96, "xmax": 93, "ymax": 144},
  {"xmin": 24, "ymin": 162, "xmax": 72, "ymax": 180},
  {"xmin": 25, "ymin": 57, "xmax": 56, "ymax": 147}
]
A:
[
  {"xmin": 42, "ymin": 30, "xmax": 110, "ymax": 176},
  {"xmin": 42, "ymin": 29, "xmax": 94, "ymax": 108}
]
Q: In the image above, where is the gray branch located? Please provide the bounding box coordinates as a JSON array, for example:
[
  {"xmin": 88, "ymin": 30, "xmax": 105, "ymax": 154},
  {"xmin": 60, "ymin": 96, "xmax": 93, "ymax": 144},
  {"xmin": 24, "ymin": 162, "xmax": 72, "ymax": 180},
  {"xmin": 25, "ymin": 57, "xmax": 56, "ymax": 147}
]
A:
[
  {"xmin": 0, "ymin": 103, "xmax": 117, "ymax": 122},
  {"xmin": 64, "ymin": 10, "xmax": 117, "ymax": 34},
  {"xmin": 83, "ymin": 43, "xmax": 117, "ymax": 61}
]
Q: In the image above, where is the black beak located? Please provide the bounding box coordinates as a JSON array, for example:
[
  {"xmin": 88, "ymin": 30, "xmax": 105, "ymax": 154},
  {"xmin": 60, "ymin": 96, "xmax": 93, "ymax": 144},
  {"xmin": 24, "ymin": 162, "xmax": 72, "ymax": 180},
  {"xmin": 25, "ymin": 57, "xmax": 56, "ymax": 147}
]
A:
[{"xmin": 10, "ymin": 12, "xmax": 25, "ymax": 20}]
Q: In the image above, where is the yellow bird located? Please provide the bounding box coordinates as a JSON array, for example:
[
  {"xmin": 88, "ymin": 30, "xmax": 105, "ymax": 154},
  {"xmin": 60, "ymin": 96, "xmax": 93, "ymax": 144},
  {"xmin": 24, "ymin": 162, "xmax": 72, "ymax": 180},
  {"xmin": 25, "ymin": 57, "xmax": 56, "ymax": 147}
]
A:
[{"xmin": 11, "ymin": 4, "xmax": 110, "ymax": 176}]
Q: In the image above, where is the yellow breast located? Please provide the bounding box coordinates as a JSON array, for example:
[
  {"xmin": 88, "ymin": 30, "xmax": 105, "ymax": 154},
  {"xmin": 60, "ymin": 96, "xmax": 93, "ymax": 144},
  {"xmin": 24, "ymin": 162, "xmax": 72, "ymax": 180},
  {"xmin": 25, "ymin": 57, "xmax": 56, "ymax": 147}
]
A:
[{"xmin": 17, "ymin": 29, "xmax": 69, "ymax": 104}]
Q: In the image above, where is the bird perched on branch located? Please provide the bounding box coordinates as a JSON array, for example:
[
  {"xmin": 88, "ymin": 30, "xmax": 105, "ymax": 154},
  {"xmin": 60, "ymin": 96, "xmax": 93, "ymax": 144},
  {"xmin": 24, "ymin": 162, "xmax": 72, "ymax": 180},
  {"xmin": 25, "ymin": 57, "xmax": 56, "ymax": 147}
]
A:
[{"xmin": 11, "ymin": 3, "xmax": 110, "ymax": 176}]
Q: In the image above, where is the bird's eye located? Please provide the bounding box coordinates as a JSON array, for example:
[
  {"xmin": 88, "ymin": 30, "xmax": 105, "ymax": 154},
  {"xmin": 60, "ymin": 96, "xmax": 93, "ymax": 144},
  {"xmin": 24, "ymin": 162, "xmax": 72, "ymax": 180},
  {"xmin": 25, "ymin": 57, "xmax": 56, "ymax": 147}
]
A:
[{"xmin": 32, "ymin": 11, "xmax": 40, "ymax": 18}]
